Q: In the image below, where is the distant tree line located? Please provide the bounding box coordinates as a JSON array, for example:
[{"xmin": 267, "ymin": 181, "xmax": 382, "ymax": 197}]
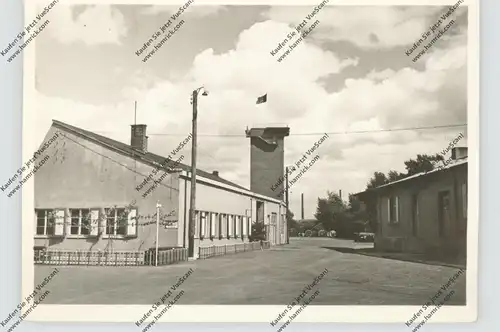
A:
[{"xmin": 313, "ymin": 153, "xmax": 444, "ymax": 236}]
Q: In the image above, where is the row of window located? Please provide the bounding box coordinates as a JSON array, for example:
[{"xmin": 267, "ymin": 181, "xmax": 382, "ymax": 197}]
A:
[
  {"xmin": 35, "ymin": 208, "xmax": 138, "ymax": 237},
  {"xmin": 194, "ymin": 211, "xmax": 252, "ymax": 239},
  {"xmin": 35, "ymin": 208, "xmax": 255, "ymax": 240}
]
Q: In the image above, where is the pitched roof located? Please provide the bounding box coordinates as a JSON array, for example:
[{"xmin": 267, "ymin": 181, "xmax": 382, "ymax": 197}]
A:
[
  {"xmin": 375, "ymin": 157, "xmax": 467, "ymax": 189},
  {"xmin": 355, "ymin": 157, "xmax": 468, "ymax": 196},
  {"xmin": 52, "ymin": 120, "xmax": 248, "ymax": 191}
]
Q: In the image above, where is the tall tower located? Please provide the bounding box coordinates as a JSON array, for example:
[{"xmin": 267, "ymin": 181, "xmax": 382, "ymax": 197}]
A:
[{"xmin": 245, "ymin": 126, "xmax": 290, "ymax": 200}]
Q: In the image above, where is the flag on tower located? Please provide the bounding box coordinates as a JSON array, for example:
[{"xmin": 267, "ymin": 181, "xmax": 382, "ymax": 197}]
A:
[{"xmin": 256, "ymin": 93, "xmax": 267, "ymax": 104}]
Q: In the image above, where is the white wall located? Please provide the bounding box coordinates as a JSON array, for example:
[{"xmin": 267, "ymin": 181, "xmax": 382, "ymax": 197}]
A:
[{"xmin": 179, "ymin": 172, "xmax": 286, "ymax": 257}]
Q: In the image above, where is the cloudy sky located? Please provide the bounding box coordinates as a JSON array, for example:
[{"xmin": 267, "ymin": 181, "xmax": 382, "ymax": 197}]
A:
[{"xmin": 34, "ymin": 4, "xmax": 468, "ymax": 219}]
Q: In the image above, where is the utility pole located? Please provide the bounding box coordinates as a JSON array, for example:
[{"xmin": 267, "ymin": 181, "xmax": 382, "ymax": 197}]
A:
[
  {"xmin": 188, "ymin": 90, "xmax": 198, "ymax": 258},
  {"xmin": 188, "ymin": 87, "xmax": 208, "ymax": 258},
  {"xmin": 301, "ymin": 193, "xmax": 304, "ymax": 220},
  {"xmin": 285, "ymin": 166, "xmax": 289, "ymax": 244}
]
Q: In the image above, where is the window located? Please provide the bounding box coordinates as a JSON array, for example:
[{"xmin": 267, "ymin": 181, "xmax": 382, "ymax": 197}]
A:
[
  {"xmin": 271, "ymin": 212, "xmax": 277, "ymax": 225},
  {"xmin": 205, "ymin": 213, "xmax": 211, "ymax": 238},
  {"xmin": 242, "ymin": 216, "xmax": 247, "ymax": 236},
  {"xmin": 388, "ymin": 196, "xmax": 399, "ymax": 224},
  {"xmin": 411, "ymin": 193, "xmax": 419, "ymax": 237},
  {"xmin": 210, "ymin": 213, "xmax": 217, "ymax": 237},
  {"xmin": 234, "ymin": 215, "xmax": 239, "ymax": 238},
  {"xmin": 462, "ymin": 183, "xmax": 467, "ymax": 219},
  {"xmin": 36, "ymin": 209, "xmax": 55, "ymax": 236},
  {"xmin": 219, "ymin": 214, "xmax": 225, "ymax": 238},
  {"xmin": 70, "ymin": 209, "xmax": 91, "ymax": 235},
  {"xmin": 200, "ymin": 212, "xmax": 207, "ymax": 238},
  {"xmin": 194, "ymin": 211, "xmax": 200, "ymax": 238},
  {"xmin": 105, "ymin": 208, "xmax": 127, "ymax": 236},
  {"xmin": 280, "ymin": 214, "xmax": 285, "ymax": 235},
  {"xmin": 228, "ymin": 215, "xmax": 233, "ymax": 236}
]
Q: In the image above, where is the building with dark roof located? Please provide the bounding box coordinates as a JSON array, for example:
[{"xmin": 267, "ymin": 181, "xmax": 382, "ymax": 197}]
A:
[
  {"xmin": 33, "ymin": 120, "xmax": 288, "ymax": 259},
  {"xmin": 355, "ymin": 147, "xmax": 468, "ymax": 259}
]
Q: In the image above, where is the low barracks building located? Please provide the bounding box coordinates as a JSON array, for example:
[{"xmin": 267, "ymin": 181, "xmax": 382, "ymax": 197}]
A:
[
  {"xmin": 33, "ymin": 120, "xmax": 288, "ymax": 258},
  {"xmin": 356, "ymin": 147, "xmax": 468, "ymax": 259}
]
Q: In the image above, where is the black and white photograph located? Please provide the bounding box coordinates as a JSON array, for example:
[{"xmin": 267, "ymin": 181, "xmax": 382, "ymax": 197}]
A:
[{"xmin": 12, "ymin": 0, "xmax": 478, "ymax": 325}]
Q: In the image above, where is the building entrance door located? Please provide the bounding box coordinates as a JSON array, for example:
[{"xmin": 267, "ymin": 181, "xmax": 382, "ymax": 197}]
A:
[
  {"xmin": 438, "ymin": 191, "xmax": 451, "ymax": 238},
  {"xmin": 270, "ymin": 225, "xmax": 276, "ymax": 245}
]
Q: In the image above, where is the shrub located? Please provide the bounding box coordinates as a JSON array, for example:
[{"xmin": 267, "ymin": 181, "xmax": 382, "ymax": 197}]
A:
[{"xmin": 249, "ymin": 222, "xmax": 266, "ymax": 242}]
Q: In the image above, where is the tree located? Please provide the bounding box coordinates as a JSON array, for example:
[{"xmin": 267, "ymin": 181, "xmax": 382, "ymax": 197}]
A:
[
  {"xmin": 403, "ymin": 153, "xmax": 444, "ymax": 176},
  {"xmin": 348, "ymin": 194, "xmax": 362, "ymax": 213},
  {"xmin": 366, "ymin": 172, "xmax": 388, "ymax": 189},
  {"xmin": 361, "ymin": 153, "xmax": 446, "ymax": 232},
  {"xmin": 387, "ymin": 170, "xmax": 405, "ymax": 182},
  {"xmin": 366, "ymin": 154, "xmax": 444, "ymax": 190},
  {"xmin": 314, "ymin": 191, "xmax": 347, "ymax": 231},
  {"xmin": 249, "ymin": 222, "xmax": 266, "ymax": 242}
]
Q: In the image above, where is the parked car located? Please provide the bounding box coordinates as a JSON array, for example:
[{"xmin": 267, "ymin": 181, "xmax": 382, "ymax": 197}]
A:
[
  {"xmin": 327, "ymin": 230, "xmax": 337, "ymax": 238},
  {"xmin": 354, "ymin": 232, "xmax": 375, "ymax": 242}
]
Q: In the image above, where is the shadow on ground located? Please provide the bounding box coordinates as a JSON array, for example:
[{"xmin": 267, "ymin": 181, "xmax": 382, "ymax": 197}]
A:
[{"xmin": 322, "ymin": 246, "xmax": 466, "ymax": 269}]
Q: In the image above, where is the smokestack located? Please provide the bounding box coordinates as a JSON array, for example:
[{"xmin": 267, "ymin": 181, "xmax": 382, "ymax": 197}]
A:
[
  {"xmin": 301, "ymin": 193, "xmax": 304, "ymax": 220},
  {"xmin": 131, "ymin": 124, "xmax": 148, "ymax": 153},
  {"xmin": 339, "ymin": 189, "xmax": 342, "ymax": 199}
]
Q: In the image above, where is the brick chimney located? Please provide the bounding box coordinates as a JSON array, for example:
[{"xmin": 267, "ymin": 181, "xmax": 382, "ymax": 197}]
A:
[
  {"xmin": 131, "ymin": 124, "xmax": 148, "ymax": 153},
  {"xmin": 451, "ymin": 147, "xmax": 467, "ymax": 160},
  {"xmin": 212, "ymin": 171, "xmax": 219, "ymax": 177}
]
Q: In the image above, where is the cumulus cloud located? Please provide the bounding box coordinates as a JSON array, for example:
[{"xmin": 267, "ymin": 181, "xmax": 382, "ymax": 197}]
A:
[
  {"xmin": 264, "ymin": 6, "xmax": 446, "ymax": 49},
  {"xmin": 46, "ymin": 5, "xmax": 127, "ymax": 45},
  {"xmin": 34, "ymin": 5, "xmax": 469, "ymax": 217},
  {"xmin": 139, "ymin": 5, "xmax": 227, "ymax": 18}
]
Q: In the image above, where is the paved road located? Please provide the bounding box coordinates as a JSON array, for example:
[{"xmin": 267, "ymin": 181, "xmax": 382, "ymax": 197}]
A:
[{"xmin": 34, "ymin": 237, "xmax": 466, "ymax": 305}]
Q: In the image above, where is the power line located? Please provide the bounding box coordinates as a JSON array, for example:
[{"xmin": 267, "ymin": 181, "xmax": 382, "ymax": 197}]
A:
[{"xmin": 93, "ymin": 123, "xmax": 466, "ymax": 137}]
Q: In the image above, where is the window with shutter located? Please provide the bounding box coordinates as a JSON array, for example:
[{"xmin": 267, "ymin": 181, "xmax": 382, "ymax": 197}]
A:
[
  {"xmin": 104, "ymin": 208, "xmax": 128, "ymax": 236},
  {"xmin": 69, "ymin": 209, "xmax": 91, "ymax": 236},
  {"xmin": 35, "ymin": 209, "xmax": 61, "ymax": 236},
  {"xmin": 35, "ymin": 209, "xmax": 52, "ymax": 236}
]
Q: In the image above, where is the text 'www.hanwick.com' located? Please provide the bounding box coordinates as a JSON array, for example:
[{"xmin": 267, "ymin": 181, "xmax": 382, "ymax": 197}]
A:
[
  {"xmin": 1, "ymin": 0, "xmax": 59, "ymax": 63},
  {"xmin": 135, "ymin": 0, "xmax": 194, "ymax": 63}
]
